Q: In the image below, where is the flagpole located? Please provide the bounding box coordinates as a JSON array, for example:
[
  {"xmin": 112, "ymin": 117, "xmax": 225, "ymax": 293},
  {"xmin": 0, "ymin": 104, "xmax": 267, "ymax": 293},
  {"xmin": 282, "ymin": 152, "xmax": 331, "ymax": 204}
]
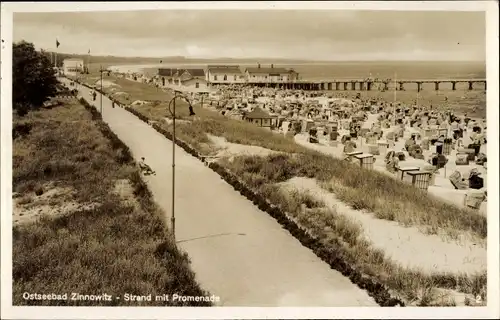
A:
[
  {"xmin": 87, "ymin": 49, "xmax": 91, "ymax": 73},
  {"xmin": 55, "ymin": 39, "xmax": 61, "ymax": 72}
]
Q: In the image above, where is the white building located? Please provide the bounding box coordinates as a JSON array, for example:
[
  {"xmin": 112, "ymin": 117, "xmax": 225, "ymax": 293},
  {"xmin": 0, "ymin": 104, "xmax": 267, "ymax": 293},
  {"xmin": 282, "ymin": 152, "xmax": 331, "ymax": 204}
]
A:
[
  {"xmin": 181, "ymin": 77, "xmax": 209, "ymax": 90},
  {"xmin": 206, "ymin": 65, "xmax": 245, "ymax": 85},
  {"xmin": 62, "ymin": 58, "xmax": 84, "ymax": 76},
  {"xmin": 245, "ymin": 64, "xmax": 299, "ymax": 83}
]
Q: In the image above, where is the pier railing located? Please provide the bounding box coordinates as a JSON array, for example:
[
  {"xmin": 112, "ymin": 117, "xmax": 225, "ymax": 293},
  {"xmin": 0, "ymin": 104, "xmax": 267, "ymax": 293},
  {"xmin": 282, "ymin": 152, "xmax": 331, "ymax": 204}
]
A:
[{"xmin": 240, "ymin": 78, "xmax": 486, "ymax": 92}]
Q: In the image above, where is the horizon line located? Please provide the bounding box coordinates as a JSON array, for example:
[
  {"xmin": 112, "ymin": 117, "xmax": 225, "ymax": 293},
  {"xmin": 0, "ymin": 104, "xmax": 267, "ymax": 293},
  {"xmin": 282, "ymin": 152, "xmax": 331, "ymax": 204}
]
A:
[{"xmin": 39, "ymin": 51, "xmax": 486, "ymax": 64}]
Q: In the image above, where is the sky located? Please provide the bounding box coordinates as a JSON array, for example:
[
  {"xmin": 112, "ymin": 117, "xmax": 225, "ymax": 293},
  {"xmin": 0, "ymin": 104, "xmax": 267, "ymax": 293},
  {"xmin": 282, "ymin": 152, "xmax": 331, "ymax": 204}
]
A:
[{"xmin": 13, "ymin": 10, "xmax": 486, "ymax": 61}]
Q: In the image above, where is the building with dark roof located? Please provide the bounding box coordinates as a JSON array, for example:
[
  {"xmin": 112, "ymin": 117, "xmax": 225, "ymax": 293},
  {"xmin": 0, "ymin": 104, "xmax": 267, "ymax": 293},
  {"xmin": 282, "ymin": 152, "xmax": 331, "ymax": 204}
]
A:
[
  {"xmin": 158, "ymin": 68, "xmax": 177, "ymax": 77},
  {"xmin": 157, "ymin": 68, "xmax": 178, "ymax": 86},
  {"xmin": 171, "ymin": 69, "xmax": 209, "ymax": 90},
  {"xmin": 243, "ymin": 106, "xmax": 277, "ymax": 128}
]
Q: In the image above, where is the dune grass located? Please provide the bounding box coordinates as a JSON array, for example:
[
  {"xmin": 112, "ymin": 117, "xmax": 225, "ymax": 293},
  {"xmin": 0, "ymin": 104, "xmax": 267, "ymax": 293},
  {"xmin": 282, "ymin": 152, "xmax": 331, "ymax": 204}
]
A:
[
  {"xmin": 222, "ymin": 153, "xmax": 486, "ymax": 239},
  {"xmin": 12, "ymin": 97, "xmax": 210, "ymax": 306},
  {"xmin": 250, "ymin": 182, "xmax": 487, "ymax": 306}
]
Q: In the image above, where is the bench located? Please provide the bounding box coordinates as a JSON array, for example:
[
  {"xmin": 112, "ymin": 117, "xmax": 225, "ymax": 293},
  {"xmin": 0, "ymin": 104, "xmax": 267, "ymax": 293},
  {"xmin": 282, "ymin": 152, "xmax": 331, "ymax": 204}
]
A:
[
  {"xmin": 344, "ymin": 151, "xmax": 363, "ymax": 161},
  {"xmin": 396, "ymin": 166, "xmax": 420, "ymax": 182}
]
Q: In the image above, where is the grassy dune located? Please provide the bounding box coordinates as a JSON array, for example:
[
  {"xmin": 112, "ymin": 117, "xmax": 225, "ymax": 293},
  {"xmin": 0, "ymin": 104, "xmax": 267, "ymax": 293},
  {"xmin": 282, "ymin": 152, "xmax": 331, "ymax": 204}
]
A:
[
  {"xmin": 219, "ymin": 154, "xmax": 487, "ymax": 305},
  {"xmin": 12, "ymin": 97, "xmax": 210, "ymax": 306},
  {"xmin": 222, "ymin": 154, "xmax": 486, "ymax": 239},
  {"xmin": 73, "ymin": 74, "xmax": 487, "ymax": 305}
]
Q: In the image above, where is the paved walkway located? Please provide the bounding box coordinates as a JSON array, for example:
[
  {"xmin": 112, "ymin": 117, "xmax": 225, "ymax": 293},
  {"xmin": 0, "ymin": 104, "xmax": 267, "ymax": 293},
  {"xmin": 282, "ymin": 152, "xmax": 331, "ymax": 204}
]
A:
[{"xmin": 62, "ymin": 78, "xmax": 377, "ymax": 307}]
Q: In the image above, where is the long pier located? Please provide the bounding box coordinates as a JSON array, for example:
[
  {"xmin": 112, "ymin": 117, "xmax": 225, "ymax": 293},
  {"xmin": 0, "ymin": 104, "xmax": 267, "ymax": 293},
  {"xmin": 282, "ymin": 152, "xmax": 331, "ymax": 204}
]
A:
[{"xmin": 243, "ymin": 79, "xmax": 487, "ymax": 92}]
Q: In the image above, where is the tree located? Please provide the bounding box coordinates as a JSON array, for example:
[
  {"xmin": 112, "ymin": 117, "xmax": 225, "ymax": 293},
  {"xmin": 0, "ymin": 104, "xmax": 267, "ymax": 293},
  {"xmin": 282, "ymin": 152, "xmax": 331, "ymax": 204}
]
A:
[{"xmin": 13, "ymin": 41, "xmax": 58, "ymax": 116}]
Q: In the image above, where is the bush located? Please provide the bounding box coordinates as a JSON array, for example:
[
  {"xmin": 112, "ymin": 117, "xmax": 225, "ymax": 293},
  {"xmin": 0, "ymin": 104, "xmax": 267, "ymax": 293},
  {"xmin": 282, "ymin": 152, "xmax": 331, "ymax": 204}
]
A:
[{"xmin": 13, "ymin": 41, "xmax": 58, "ymax": 115}]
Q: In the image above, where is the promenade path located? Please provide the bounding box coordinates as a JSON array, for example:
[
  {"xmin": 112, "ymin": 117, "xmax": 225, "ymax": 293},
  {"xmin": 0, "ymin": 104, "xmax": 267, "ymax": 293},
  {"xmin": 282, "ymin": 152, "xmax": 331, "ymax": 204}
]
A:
[{"xmin": 61, "ymin": 78, "xmax": 377, "ymax": 307}]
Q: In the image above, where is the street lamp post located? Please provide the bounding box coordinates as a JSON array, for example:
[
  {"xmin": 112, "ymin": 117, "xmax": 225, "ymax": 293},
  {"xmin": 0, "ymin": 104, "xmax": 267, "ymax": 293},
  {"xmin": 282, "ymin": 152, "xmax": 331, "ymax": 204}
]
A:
[{"xmin": 166, "ymin": 86, "xmax": 210, "ymax": 241}]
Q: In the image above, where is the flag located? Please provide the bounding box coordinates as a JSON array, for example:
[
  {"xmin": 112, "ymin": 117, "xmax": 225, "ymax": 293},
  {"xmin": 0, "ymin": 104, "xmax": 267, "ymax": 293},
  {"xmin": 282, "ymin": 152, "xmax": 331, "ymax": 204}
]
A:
[{"xmin": 56, "ymin": 39, "xmax": 60, "ymax": 48}]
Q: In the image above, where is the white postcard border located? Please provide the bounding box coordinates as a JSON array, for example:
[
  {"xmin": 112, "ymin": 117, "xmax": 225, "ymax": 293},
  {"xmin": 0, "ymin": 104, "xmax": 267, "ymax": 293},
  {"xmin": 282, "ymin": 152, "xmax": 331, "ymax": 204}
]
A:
[{"xmin": 1, "ymin": 2, "xmax": 498, "ymax": 319}]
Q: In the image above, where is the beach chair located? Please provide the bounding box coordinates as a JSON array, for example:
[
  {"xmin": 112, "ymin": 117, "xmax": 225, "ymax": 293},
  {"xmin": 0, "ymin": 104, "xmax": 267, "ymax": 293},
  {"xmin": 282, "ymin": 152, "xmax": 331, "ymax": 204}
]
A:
[
  {"xmin": 420, "ymin": 139, "xmax": 430, "ymax": 150},
  {"xmin": 468, "ymin": 170, "xmax": 484, "ymax": 189},
  {"xmin": 467, "ymin": 143, "xmax": 481, "ymax": 157},
  {"xmin": 436, "ymin": 154, "xmax": 448, "ymax": 169},
  {"xmin": 406, "ymin": 171, "xmax": 432, "ymax": 191},
  {"xmin": 408, "ymin": 145, "xmax": 424, "ymax": 160},
  {"xmin": 367, "ymin": 144, "xmax": 380, "ymax": 155},
  {"xmin": 359, "ymin": 128, "xmax": 370, "ymax": 137},
  {"xmin": 343, "ymin": 143, "xmax": 358, "ymax": 155},
  {"xmin": 449, "ymin": 171, "xmax": 468, "ymax": 190},
  {"xmin": 329, "ymin": 131, "xmax": 339, "ymax": 141},
  {"xmin": 462, "ymin": 148, "xmax": 477, "ymax": 162},
  {"xmin": 464, "ymin": 191, "xmax": 486, "ymax": 210},
  {"xmin": 476, "ymin": 153, "xmax": 487, "ymax": 165},
  {"xmin": 404, "ymin": 138, "xmax": 416, "ymax": 151},
  {"xmin": 395, "ymin": 151, "xmax": 406, "ymax": 161},
  {"xmin": 386, "ymin": 131, "xmax": 396, "ymax": 141},
  {"xmin": 366, "ymin": 134, "xmax": 377, "ymax": 145},
  {"xmin": 353, "ymin": 153, "xmax": 375, "ymax": 170},
  {"xmin": 341, "ymin": 135, "xmax": 351, "ymax": 144},
  {"xmin": 455, "ymin": 153, "xmax": 469, "ymax": 165}
]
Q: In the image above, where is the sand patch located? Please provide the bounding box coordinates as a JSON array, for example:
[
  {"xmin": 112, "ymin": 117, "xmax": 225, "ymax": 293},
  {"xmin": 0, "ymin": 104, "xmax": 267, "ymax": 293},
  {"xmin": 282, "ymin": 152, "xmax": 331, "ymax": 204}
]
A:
[
  {"xmin": 112, "ymin": 179, "xmax": 136, "ymax": 207},
  {"xmin": 95, "ymin": 79, "xmax": 119, "ymax": 89},
  {"xmin": 207, "ymin": 134, "xmax": 279, "ymax": 158},
  {"xmin": 131, "ymin": 100, "xmax": 150, "ymax": 106},
  {"xmin": 162, "ymin": 118, "xmax": 193, "ymax": 125},
  {"xmin": 278, "ymin": 176, "xmax": 486, "ymax": 275},
  {"xmin": 13, "ymin": 186, "xmax": 100, "ymax": 226}
]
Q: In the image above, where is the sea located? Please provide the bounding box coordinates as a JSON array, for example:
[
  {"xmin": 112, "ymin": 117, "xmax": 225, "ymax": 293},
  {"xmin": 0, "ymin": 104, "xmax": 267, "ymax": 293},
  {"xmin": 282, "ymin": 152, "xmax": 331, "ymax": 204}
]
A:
[{"xmin": 108, "ymin": 61, "xmax": 486, "ymax": 81}]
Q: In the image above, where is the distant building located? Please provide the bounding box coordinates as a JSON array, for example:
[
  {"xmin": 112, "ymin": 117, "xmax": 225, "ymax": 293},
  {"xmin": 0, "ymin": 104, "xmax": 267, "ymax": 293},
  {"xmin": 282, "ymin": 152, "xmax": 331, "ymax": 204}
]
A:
[
  {"xmin": 288, "ymin": 69, "xmax": 300, "ymax": 81},
  {"xmin": 244, "ymin": 64, "xmax": 298, "ymax": 83},
  {"xmin": 168, "ymin": 68, "xmax": 208, "ymax": 90},
  {"xmin": 181, "ymin": 77, "xmax": 209, "ymax": 90},
  {"xmin": 180, "ymin": 68, "xmax": 205, "ymax": 80},
  {"xmin": 62, "ymin": 58, "xmax": 84, "ymax": 76},
  {"xmin": 157, "ymin": 68, "xmax": 177, "ymax": 86},
  {"xmin": 206, "ymin": 65, "xmax": 245, "ymax": 84},
  {"xmin": 169, "ymin": 68, "xmax": 205, "ymax": 85},
  {"xmin": 244, "ymin": 106, "xmax": 277, "ymax": 128},
  {"xmin": 158, "ymin": 63, "xmax": 299, "ymax": 88}
]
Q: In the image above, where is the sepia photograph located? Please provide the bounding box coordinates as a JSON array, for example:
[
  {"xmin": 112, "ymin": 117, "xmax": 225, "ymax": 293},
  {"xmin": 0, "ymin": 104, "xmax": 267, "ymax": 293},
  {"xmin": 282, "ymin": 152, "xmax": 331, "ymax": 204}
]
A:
[{"xmin": 1, "ymin": 1, "xmax": 498, "ymax": 319}]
